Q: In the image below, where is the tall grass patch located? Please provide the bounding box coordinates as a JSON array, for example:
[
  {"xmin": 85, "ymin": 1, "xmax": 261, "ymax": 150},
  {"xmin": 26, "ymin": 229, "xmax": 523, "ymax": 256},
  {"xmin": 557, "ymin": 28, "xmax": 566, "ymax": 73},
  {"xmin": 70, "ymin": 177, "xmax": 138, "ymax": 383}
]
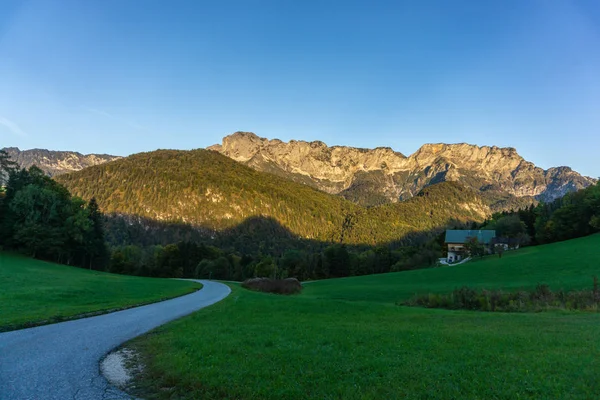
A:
[{"xmin": 405, "ymin": 280, "xmax": 600, "ymax": 312}]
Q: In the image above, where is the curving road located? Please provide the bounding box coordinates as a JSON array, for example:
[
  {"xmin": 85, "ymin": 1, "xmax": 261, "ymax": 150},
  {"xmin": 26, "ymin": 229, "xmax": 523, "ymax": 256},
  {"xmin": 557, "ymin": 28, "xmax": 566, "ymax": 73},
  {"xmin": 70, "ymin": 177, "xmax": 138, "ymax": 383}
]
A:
[{"xmin": 0, "ymin": 280, "xmax": 231, "ymax": 400}]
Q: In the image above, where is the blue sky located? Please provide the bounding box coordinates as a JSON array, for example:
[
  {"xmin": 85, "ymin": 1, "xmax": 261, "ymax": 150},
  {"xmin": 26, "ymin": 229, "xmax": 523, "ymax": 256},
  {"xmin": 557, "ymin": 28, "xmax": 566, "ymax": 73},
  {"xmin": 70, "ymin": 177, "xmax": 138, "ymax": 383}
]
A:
[{"xmin": 1, "ymin": 0, "xmax": 599, "ymax": 177}]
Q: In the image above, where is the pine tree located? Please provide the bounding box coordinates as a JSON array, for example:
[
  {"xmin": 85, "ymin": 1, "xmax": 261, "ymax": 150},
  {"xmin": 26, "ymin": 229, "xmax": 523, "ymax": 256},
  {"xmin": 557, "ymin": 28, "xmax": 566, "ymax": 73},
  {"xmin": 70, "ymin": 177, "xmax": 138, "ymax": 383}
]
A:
[{"xmin": 86, "ymin": 198, "xmax": 108, "ymax": 269}]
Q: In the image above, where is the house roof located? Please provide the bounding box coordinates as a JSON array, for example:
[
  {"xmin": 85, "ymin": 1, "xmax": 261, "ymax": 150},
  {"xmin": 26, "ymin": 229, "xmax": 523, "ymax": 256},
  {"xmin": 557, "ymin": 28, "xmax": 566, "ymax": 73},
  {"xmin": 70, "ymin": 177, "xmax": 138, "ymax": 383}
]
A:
[{"xmin": 445, "ymin": 230, "xmax": 496, "ymax": 244}]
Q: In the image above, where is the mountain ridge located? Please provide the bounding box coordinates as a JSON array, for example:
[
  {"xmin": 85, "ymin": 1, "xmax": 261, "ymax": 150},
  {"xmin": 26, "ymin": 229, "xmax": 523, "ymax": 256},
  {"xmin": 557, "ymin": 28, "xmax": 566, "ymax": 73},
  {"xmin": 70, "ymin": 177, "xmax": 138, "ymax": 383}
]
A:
[
  {"xmin": 2, "ymin": 147, "xmax": 120, "ymax": 177},
  {"xmin": 210, "ymin": 132, "xmax": 596, "ymax": 208},
  {"xmin": 4, "ymin": 133, "xmax": 595, "ymax": 212}
]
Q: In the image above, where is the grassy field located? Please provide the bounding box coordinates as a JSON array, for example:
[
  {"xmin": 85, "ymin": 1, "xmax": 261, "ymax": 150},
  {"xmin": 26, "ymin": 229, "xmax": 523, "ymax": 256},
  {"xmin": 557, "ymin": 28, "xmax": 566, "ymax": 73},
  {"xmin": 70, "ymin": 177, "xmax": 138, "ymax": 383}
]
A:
[
  {"xmin": 126, "ymin": 234, "xmax": 600, "ymax": 399},
  {"xmin": 127, "ymin": 235, "xmax": 600, "ymax": 399},
  {"xmin": 0, "ymin": 253, "xmax": 201, "ymax": 331},
  {"xmin": 303, "ymin": 233, "xmax": 600, "ymax": 304}
]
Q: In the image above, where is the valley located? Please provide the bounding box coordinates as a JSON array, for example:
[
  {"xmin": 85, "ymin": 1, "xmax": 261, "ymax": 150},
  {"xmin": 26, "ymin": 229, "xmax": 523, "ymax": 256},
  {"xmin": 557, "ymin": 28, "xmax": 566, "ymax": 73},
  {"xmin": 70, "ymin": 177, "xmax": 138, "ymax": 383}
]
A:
[
  {"xmin": 3, "ymin": 3, "xmax": 600, "ymax": 399},
  {"xmin": 1, "ymin": 138, "xmax": 599, "ymax": 399}
]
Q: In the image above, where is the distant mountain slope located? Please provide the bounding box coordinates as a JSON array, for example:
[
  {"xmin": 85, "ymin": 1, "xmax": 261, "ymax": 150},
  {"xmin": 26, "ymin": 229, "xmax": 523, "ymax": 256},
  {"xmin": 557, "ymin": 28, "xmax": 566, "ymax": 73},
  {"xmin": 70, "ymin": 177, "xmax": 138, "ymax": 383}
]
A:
[
  {"xmin": 2, "ymin": 147, "xmax": 120, "ymax": 177},
  {"xmin": 209, "ymin": 132, "xmax": 596, "ymax": 208},
  {"xmin": 56, "ymin": 149, "xmax": 490, "ymax": 246}
]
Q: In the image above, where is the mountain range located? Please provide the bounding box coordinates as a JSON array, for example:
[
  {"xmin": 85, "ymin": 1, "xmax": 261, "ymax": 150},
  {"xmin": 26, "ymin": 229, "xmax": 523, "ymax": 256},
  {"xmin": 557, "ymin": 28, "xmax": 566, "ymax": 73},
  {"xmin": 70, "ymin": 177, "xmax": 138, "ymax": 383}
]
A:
[
  {"xmin": 209, "ymin": 132, "xmax": 596, "ymax": 209},
  {"xmin": 4, "ymin": 133, "xmax": 596, "ymax": 214},
  {"xmin": 1, "ymin": 147, "xmax": 120, "ymax": 177}
]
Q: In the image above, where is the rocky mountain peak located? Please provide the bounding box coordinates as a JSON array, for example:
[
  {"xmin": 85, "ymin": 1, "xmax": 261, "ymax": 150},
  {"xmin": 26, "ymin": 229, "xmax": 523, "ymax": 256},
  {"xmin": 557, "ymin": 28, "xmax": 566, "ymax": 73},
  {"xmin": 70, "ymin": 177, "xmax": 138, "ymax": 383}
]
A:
[
  {"xmin": 413, "ymin": 143, "xmax": 519, "ymax": 161},
  {"xmin": 210, "ymin": 132, "xmax": 596, "ymax": 208},
  {"xmin": 1, "ymin": 147, "xmax": 120, "ymax": 178},
  {"xmin": 210, "ymin": 132, "xmax": 410, "ymax": 194}
]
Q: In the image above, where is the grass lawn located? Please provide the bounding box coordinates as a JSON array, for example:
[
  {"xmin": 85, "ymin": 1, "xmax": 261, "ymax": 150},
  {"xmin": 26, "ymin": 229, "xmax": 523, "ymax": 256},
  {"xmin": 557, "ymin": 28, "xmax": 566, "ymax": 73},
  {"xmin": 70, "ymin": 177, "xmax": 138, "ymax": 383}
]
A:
[
  {"xmin": 126, "ymin": 235, "xmax": 600, "ymax": 399},
  {"xmin": 304, "ymin": 233, "xmax": 600, "ymax": 304},
  {"xmin": 0, "ymin": 253, "xmax": 201, "ymax": 331}
]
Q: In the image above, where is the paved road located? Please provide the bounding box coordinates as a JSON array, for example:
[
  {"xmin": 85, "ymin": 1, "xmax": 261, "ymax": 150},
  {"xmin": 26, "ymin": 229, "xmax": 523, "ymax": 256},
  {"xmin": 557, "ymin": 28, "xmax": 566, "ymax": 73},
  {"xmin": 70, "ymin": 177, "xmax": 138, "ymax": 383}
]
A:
[{"xmin": 0, "ymin": 280, "xmax": 231, "ymax": 400}]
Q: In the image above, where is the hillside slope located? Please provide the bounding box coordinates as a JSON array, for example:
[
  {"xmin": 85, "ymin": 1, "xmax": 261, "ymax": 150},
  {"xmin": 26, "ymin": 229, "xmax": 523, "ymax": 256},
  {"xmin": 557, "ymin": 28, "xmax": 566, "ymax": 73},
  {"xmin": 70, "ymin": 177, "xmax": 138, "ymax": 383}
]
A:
[
  {"xmin": 123, "ymin": 234, "xmax": 600, "ymax": 400},
  {"xmin": 0, "ymin": 252, "xmax": 199, "ymax": 331},
  {"xmin": 304, "ymin": 233, "xmax": 600, "ymax": 303},
  {"xmin": 57, "ymin": 149, "xmax": 490, "ymax": 246},
  {"xmin": 210, "ymin": 132, "xmax": 595, "ymax": 208}
]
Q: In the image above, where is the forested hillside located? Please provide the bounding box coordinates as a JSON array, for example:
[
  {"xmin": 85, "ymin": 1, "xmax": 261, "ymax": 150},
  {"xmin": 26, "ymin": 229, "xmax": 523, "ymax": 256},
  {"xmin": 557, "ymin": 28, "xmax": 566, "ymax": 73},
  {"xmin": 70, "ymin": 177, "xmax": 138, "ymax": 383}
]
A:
[{"xmin": 57, "ymin": 149, "xmax": 490, "ymax": 247}]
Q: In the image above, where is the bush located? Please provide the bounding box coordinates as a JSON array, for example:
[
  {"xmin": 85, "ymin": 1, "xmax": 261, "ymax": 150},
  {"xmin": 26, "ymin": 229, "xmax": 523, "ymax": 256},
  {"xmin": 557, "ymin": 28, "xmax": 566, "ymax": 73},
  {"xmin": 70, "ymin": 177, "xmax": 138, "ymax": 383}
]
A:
[
  {"xmin": 404, "ymin": 278, "xmax": 600, "ymax": 313},
  {"xmin": 241, "ymin": 277, "xmax": 303, "ymax": 295}
]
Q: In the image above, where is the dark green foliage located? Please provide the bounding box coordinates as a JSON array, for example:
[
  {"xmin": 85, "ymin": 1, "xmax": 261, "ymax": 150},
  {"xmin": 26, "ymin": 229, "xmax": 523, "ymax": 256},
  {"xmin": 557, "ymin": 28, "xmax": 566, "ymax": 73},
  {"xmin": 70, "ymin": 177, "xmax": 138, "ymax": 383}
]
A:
[
  {"xmin": 481, "ymin": 182, "xmax": 600, "ymax": 248},
  {"xmin": 85, "ymin": 198, "xmax": 109, "ymax": 269},
  {"xmin": 102, "ymin": 230, "xmax": 447, "ymax": 281},
  {"xmin": 0, "ymin": 163, "xmax": 108, "ymax": 269},
  {"xmin": 108, "ymin": 241, "xmax": 226, "ymax": 279},
  {"xmin": 486, "ymin": 215, "xmax": 527, "ymax": 239},
  {"xmin": 241, "ymin": 277, "xmax": 303, "ymax": 295},
  {"xmin": 533, "ymin": 182, "xmax": 600, "ymax": 244},
  {"xmin": 253, "ymin": 256, "xmax": 276, "ymax": 279},
  {"xmin": 324, "ymin": 244, "xmax": 350, "ymax": 277},
  {"xmin": 464, "ymin": 237, "xmax": 485, "ymax": 257},
  {"xmin": 405, "ymin": 280, "xmax": 600, "ymax": 312}
]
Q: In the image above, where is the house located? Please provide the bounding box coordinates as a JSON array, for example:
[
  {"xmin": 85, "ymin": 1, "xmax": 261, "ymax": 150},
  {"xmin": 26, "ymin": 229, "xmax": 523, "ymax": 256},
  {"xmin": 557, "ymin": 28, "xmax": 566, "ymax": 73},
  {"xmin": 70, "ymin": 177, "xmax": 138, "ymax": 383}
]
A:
[
  {"xmin": 445, "ymin": 230, "xmax": 496, "ymax": 263},
  {"xmin": 490, "ymin": 236, "xmax": 522, "ymax": 251}
]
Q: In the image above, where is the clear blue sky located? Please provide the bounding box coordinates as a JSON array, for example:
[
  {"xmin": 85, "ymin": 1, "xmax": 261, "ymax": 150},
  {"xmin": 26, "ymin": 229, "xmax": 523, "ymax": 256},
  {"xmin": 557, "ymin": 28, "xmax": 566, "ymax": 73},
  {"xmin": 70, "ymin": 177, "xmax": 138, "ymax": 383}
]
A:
[{"xmin": 1, "ymin": 0, "xmax": 599, "ymax": 177}]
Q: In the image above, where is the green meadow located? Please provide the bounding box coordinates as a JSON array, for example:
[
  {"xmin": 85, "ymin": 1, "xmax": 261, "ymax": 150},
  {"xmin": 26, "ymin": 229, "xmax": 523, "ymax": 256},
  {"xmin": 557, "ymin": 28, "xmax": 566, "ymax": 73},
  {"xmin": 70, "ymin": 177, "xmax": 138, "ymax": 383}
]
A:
[
  {"xmin": 127, "ymin": 235, "xmax": 600, "ymax": 399},
  {"xmin": 304, "ymin": 233, "xmax": 600, "ymax": 304},
  {"xmin": 0, "ymin": 253, "xmax": 201, "ymax": 331}
]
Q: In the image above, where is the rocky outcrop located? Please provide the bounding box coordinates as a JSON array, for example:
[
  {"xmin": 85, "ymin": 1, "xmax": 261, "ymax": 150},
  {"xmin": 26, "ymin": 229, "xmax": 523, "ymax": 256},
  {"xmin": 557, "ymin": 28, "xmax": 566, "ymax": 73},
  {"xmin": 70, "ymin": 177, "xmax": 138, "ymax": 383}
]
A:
[
  {"xmin": 209, "ymin": 132, "xmax": 596, "ymax": 207},
  {"xmin": 209, "ymin": 132, "xmax": 407, "ymax": 195},
  {"xmin": 2, "ymin": 147, "xmax": 120, "ymax": 177}
]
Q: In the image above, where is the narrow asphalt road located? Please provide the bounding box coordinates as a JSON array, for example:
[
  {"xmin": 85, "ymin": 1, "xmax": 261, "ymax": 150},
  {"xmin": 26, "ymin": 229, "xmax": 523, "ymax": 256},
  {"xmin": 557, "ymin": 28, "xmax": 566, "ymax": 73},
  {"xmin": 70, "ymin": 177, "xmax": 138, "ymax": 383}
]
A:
[{"xmin": 0, "ymin": 280, "xmax": 231, "ymax": 400}]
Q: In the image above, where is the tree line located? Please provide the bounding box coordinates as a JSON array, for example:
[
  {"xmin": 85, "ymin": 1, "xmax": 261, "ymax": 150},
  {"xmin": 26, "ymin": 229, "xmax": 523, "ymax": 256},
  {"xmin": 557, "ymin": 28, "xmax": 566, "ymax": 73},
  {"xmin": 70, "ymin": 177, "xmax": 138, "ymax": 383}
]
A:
[
  {"xmin": 0, "ymin": 150, "xmax": 108, "ymax": 268},
  {"xmin": 480, "ymin": 180, "xmax": 600, "ymax": 247},
  {"xmin": 106, "ymin": 236, "xmax": 445, "ymax": 281}
]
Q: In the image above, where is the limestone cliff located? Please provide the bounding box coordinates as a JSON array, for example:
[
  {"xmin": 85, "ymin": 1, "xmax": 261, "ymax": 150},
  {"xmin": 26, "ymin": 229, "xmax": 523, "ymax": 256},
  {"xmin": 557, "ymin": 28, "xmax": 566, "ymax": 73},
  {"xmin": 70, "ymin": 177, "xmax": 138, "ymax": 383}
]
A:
[
  {"xmin": 2, "ymin": 147, "xmax": 120, "ymax": 177},
  {"xmin": 209, "ymin": 132, "xmax": 596, "ymax": 208}
]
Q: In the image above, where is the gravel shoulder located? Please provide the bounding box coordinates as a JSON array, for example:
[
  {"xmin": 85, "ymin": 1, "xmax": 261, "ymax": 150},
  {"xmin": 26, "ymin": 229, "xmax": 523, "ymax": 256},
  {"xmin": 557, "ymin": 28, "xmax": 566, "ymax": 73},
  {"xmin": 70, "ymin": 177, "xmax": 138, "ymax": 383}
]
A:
[{"xmin": 0, "ymin": 280, "xmax": 230, "ymax": 400}]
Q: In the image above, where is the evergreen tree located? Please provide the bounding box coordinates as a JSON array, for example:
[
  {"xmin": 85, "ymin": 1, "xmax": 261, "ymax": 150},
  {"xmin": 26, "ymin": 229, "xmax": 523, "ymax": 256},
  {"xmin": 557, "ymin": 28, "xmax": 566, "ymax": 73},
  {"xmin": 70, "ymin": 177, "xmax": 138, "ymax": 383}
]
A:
[
  {"xmin": 1, "ymin": 166, "xmax": 109, "ymax": 267},
  {"xmin": 86, "ymin": 198, "xmax": 109, "ymax": 269},
  {"xmin": 324, "ymin": 244, "xmax": 350, "ymax": 277}
]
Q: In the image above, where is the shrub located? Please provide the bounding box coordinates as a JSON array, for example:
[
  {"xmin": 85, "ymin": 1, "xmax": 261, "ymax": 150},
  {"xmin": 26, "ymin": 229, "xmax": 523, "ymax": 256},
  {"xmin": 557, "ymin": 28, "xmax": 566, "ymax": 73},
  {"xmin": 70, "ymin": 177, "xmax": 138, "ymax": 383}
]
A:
[
  {"xmin": 403, "ymin": 278, "xmax": 600, "ymax": 313},
  {"xmin": 241, "ymin": 277, "xmax": 303, "ymax": 295}
]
